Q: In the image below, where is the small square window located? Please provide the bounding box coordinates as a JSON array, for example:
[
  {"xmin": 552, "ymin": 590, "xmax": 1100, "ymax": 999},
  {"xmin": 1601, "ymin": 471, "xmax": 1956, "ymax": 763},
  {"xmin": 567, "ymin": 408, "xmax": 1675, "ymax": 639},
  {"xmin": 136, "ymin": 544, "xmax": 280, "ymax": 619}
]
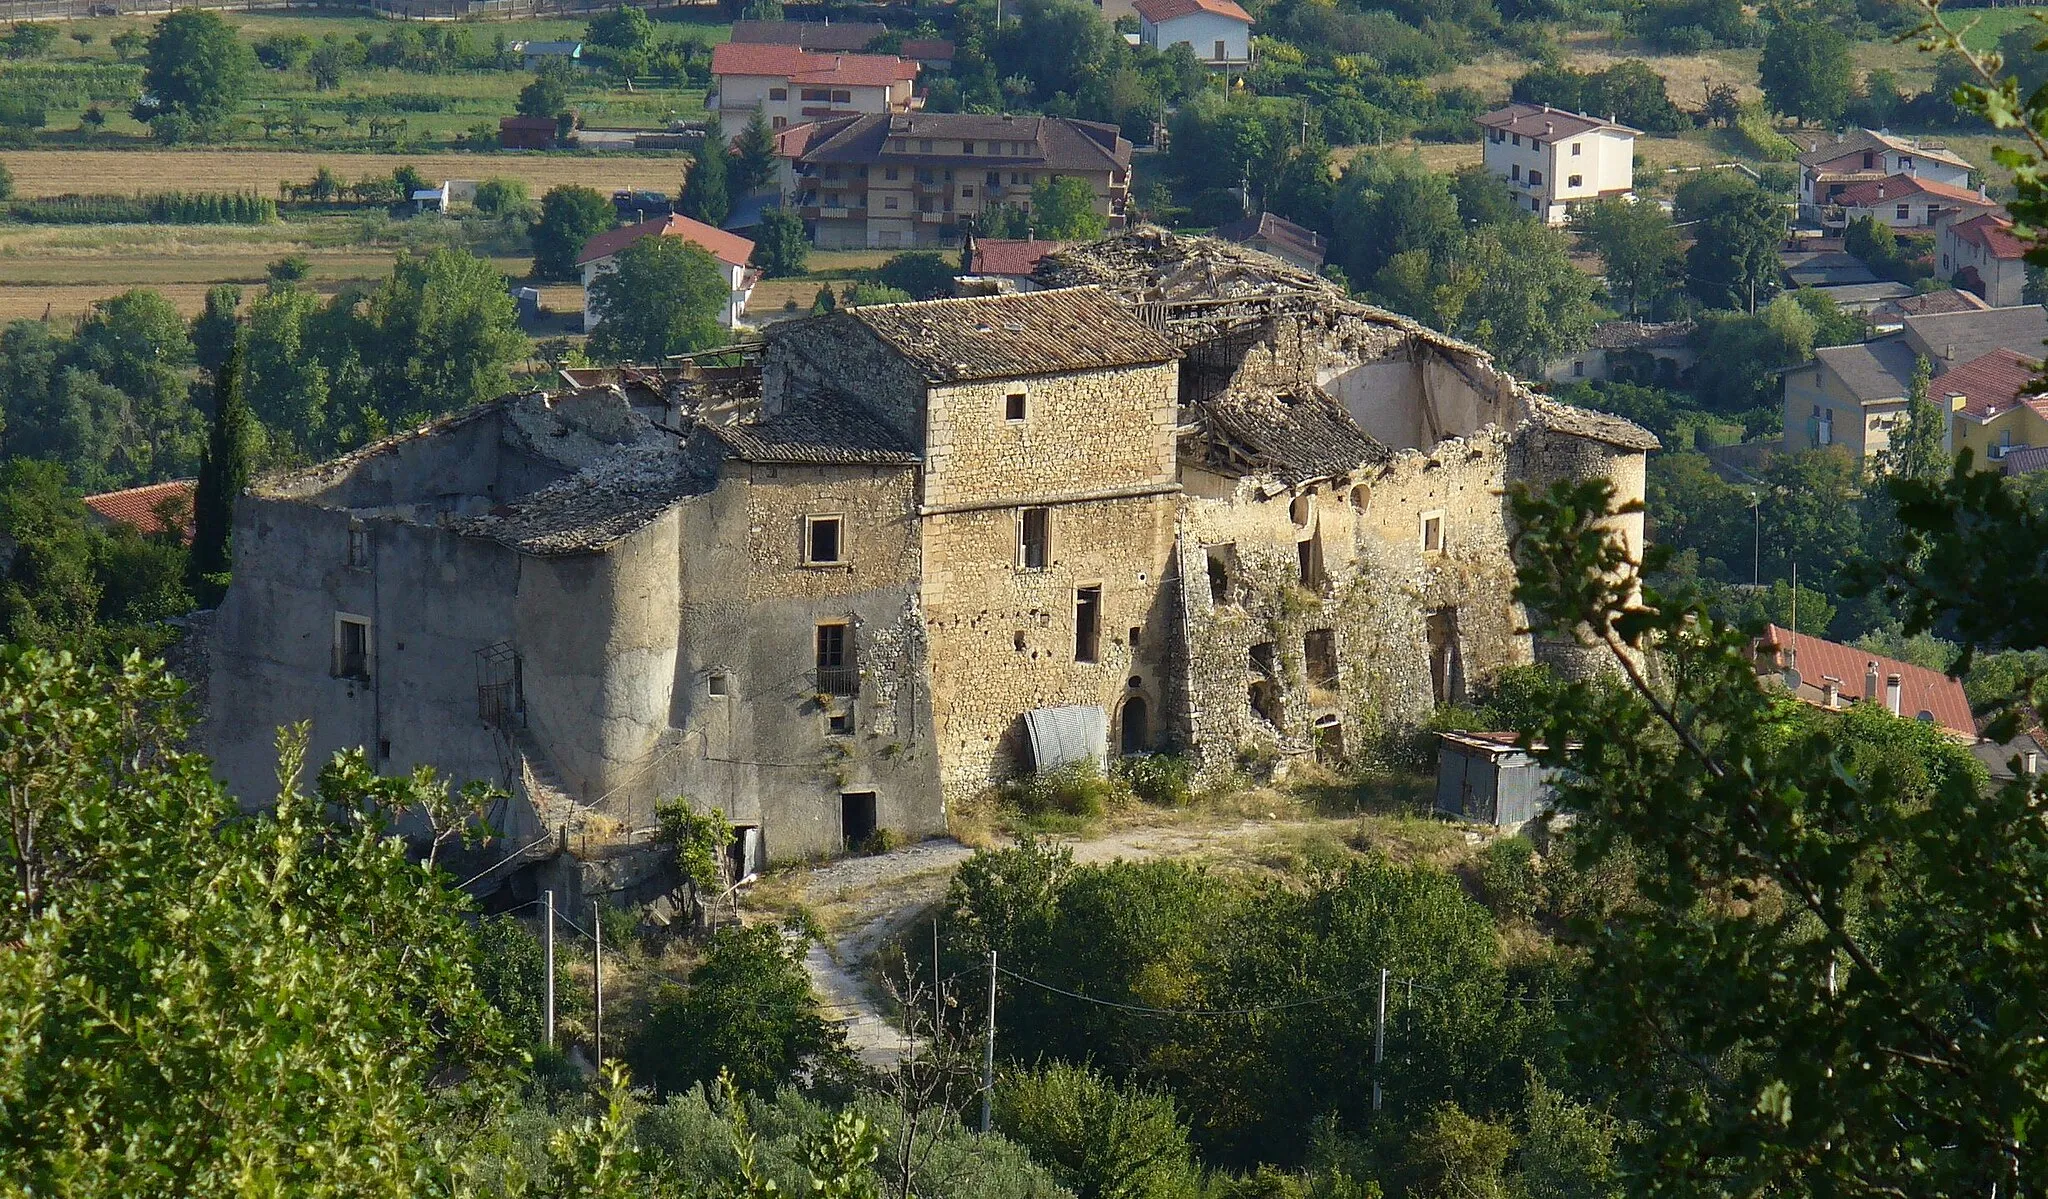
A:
[
  {"xmin": 1568, "ymin": 174, "xmax": 1582, "ymax": 188},
  {"xmin": 963, "ymin": 185, "xmax": 975, "ymax": 198},
  {"xmin": 885, "ymin": 166, "xmax": 900, "ymax": 181},
  {"xmin": 1005, "ymin": 389, "xmax": 1027, "ymax": 421},
  {"xmin": 805, "ymin": 515, "xmax": 844, "ymax": 565},
  {"xmin": 1571, "ymin": 141, "xmax": 1581, "ymax": 155},
  {"xmin": 708, "ymin": 670, "xmax": 731, "ymax": 697},
  {"xmin": 962, "ymin": 140, "xmax": 975, "ymax": 153},
  {"xmin": 827, "ymin": 710, "xmax": 853, "ymax": 735},
  {"xmin": 1421, "ymin": 510, "xmax": 1446, "ymax": 554},
  {"xmin": 884, "ymin": 196, "xmax": 899, "ymax": 210},
  {"xmin": 1129, "ymin": 625, "xmax": 1142, "ymax": 649},
  {"xmin": 1897, "ymin": 204, "xmax": 1911, "ymax": 221}
]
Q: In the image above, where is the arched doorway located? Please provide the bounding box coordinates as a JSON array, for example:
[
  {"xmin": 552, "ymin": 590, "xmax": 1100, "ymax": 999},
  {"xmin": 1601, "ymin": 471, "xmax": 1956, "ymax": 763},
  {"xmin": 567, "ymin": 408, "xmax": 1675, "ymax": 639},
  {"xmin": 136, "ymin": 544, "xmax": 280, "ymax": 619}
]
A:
[{"xmin": 1120, "ymin": 696, "xmax": 1150, "ymax": 755}]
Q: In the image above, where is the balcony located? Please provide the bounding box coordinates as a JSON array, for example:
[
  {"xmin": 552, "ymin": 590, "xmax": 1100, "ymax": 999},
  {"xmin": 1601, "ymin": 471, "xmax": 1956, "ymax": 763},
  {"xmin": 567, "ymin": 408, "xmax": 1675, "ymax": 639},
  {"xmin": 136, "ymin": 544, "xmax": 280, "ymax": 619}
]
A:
[{"xmin": 816, "ymin": 667, "xmax": 859, "ymax": 697}]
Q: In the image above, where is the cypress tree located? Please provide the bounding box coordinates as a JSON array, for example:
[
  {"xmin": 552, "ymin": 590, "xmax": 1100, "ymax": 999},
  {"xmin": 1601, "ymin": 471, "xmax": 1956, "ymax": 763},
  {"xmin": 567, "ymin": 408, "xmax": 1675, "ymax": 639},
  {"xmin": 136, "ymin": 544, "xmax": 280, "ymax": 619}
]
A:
[
  {"xmin": 679, "ymin": 138, "xmax": 730, "ymax": 226},
  {"xmin": 188, "ymin": 339, "xmax": 253, "ymax": 604}
]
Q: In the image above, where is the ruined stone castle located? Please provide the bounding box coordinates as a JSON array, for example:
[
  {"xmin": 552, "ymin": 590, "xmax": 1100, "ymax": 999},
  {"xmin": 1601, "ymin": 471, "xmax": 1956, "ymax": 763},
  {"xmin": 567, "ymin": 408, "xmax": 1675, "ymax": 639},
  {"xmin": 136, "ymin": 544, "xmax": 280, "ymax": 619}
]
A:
[{"xmin": 203, "ymin": 230, "xmax": 1653, "ymax": 877}]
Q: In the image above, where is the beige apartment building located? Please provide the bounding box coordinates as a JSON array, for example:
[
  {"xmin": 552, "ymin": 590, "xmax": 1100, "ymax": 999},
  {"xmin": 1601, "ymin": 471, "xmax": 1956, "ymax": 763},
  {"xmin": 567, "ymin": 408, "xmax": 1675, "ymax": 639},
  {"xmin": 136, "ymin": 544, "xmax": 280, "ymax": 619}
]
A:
[
  {"xmin": 785, "ymin": 112, "xmax": 1132, "ymax": 249},
  {"xmin": 708, "ymin": 42, "xmax": 918, "ymax": 140},
  {"xmin": 1477, "ymin": 103, "xmax": 1638, "ymax": 225}
]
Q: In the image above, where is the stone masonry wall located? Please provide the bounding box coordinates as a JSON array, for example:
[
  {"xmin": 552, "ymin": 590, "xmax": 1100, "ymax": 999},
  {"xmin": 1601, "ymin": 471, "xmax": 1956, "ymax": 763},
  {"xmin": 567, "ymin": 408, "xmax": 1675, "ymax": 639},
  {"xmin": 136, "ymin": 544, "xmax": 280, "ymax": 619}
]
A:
[
  {"xmin": 763, "ymin": 316, "xmax": 931, "ymax": 447},
  {"xmin": 1174, "ymin": 428, "xmax": 1533, "ymax": 780},
  {"xmin": 921, "ymin": 362, "xmax": 1180, "ymax": 509}
]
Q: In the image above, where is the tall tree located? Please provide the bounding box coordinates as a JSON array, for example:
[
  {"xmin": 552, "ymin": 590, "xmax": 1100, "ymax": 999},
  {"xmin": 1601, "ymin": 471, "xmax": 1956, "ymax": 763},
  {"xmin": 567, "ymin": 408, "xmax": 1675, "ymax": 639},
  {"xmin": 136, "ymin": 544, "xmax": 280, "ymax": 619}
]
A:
[
  {"xmin": 188, "ymin": 339, "xmax": 253, "ymax": 599},
  {"xmin": 1030, "ymin": 177, "xmax": 1108, "ymax": 240},
  {"xmin": 1884, "ymin": 354, "xmax": 1946, "ymax": 482},
  {"xmin": 1759, "ymin": 18, "xmax": 1853, "ymax": 125},
  {"xmin": 137, "ymin": 9, "xmax": 254, "ymax": 126},
  {"xmin": 586, "ymin": 237, "xmax": 729, "ymax": 364},
  {"xmin": 678, "ymin": 138, "xmax": 731, "ymax": 226},
  {"xmin": 358, "ymin": 249, "xmax": 528, "ymax": 426},
  {"xmin": 1683, "ymin": 179, "xmax": 1787, "ymax": 311},
  {"xmin": 530, "ymin": 184, "xmax": 615, "ymax": 281},
  {"xmin": 1329, "ymin": 153, "xmax": 1461, "ymax": 292},
  {"xmin": 750, "ymin": 204, "xmax": 808, "ymax": 278},
  {"xmin": 732, "ymin": 110, "xmax": 779, "ymax": 196},
  {"xmin": 1575, "ymin": 197, "xmax": 1681, "ymax": 317},
  {"xmin": 189, "ymin": 283, "xmax": 242, "ymax": 377},
  {"xmin": 1459, "ymin": 218, "xmax": 1601, "ymax": 369}
]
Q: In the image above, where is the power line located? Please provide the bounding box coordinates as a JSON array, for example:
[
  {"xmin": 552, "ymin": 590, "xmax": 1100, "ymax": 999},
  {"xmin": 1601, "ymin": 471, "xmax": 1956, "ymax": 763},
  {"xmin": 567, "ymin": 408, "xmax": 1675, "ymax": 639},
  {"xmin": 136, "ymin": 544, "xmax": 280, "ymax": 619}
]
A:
[{"xmin": 994, "ymin": 964, "xmax": 1381, "ymax": 1017}]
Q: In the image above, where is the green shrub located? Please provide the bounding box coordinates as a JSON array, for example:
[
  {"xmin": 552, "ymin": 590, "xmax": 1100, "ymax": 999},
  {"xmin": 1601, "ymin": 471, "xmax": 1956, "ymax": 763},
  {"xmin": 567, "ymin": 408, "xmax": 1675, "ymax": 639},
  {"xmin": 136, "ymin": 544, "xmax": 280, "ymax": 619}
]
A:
[
  {"xmin": 1731, "ymin": 106, "xmax": 1797, "ymax": 162},
  {"xmin": 1001, "ymin": 760, "xmax": 1121, "ymax": 817},
  {"xmin": 1115, "ymin": 752, "xmax": 1196, "ymax": 806},
  {"xmin": 994, "ymin": 1061, "xmax": 1201, "ymax": 1199},
  {"xmin": 859, "ymin": 826, "xmax": 904, "ymax": 856},
  {"xmin": 1474, "ymin": 835, "xmax": 1543, "ymax": 925}
]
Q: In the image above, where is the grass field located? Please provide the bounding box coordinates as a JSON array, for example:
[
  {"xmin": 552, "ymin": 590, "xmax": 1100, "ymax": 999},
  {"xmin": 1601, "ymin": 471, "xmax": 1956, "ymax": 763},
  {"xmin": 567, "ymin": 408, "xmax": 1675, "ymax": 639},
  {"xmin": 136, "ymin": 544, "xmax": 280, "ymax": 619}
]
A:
[{"xmin": 0, "ymin": 148, "xmax": 686, "ymax": 198}]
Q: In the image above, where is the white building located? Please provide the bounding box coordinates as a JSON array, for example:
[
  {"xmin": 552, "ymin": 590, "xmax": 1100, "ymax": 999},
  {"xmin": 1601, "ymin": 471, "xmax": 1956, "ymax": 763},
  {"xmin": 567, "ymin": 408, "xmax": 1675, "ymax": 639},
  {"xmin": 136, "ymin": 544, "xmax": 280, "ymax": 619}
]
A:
[
  {"xmin": 1133, "ymin": 0, "xmax": 1253, "ymax": 69},
  {"xmin": 1796, "ymin": 128, "xmax": 1975, "ymax": 217},
  {"xmin": 1476, "ymin": 103, "xmax": 1639, "ymax": 225},
  {"xmin": 1825, "ymin": 173, "xmax": 1996, "ymax": 231},
  {"xmin": 576, "ymin": 214, "xmax": 758, "ymax": 332},
  {"xmin": 708, "ymin": 42, "xmax": 918, "ymax": 140}
]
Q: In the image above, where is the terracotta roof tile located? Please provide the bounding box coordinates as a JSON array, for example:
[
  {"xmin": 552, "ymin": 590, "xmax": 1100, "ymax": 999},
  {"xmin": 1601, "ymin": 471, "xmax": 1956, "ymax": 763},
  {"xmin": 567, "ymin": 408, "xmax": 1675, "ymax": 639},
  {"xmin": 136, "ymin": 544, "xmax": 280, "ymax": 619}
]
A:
[
  {"xmin": 1796, "ymin": 128, "xmax": 1974, "ymax": 171},
  {"xmin": 81, "ymin": 479, "xmax": 196, "ymax": 542},
  {"xmin": 1758, "ymin": 624, "xmax": 1975, "ymax": 737},
  {"xmin": 1949, "ymin": 212, "xmax": 2029, "ymax": 260},
  {"xmin": 1477, "ymin": 102, "xmax": 1640, "ymax": 140},
  {"xmin": 1831, "ymin": 173, "xmax": 1994, "ymax": 210},
  {"xmin": 575, "ymin": 214, "xmax": 755, "ymax": 269},
  {"xmin": 843, "ymin": 286, "xmax": 1178, "ymax": 383},
  {"xmin": 710, "ymin": 42, "xmax": 914, "ymax": 86},
  {"xmin": 1936, "ymin": 346, "xmax": 2040, "ymax": 420},
  {"xmin": 1134, "ymin": 0, "xmax": 1252, "ymax": 22},
  {"xmin": 968, "ymin": 238, "xmax": 1071, "ymax": 277}
]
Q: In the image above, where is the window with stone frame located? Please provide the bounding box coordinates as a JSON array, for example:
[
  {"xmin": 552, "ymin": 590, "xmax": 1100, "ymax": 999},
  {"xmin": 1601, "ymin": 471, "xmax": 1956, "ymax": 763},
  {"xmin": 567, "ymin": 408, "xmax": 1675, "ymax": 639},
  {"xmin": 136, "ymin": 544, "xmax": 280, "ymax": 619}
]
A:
[
  {"xmin": 333, "ymin": 614, "xmax": 371, "ymax": 681},
  {"xmin": 804, "ymin": 514, "xmax": 844, "ymax": 565},
  {"xmin": 1018, "ymin": 506, "xmax": 1050, "ymax": 569},
  {"xmin": 816, "ymin": 623, "xmax": 856, "ymax": 695},
  {"xmin": 1075, "ymin": 585, "xmax": 1102, "ymax": 663},
  {"xmin": 1421, "ymin": 509, "xmax": 1447, "ymax": 554}
]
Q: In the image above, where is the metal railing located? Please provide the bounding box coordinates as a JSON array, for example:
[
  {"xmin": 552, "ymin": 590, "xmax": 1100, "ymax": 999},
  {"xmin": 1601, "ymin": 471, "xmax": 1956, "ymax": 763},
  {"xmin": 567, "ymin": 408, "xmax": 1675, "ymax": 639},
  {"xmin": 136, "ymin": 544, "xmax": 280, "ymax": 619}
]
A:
[{"xmin": 815, "ymin": 666, "xmax": 859, "ymax": 697}]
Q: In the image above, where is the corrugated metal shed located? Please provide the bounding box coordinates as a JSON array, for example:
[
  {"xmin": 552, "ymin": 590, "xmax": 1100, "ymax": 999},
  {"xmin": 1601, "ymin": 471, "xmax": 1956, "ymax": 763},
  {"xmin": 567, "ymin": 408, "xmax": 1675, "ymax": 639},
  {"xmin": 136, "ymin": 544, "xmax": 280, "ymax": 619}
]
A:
[
  {"xmin": 1434, "ymin": 731, "xmax": 1558, "ymax": 828},
  {"xmin": 1024, "ymin": 705, "xmax": 1108, "ymax": 771}
]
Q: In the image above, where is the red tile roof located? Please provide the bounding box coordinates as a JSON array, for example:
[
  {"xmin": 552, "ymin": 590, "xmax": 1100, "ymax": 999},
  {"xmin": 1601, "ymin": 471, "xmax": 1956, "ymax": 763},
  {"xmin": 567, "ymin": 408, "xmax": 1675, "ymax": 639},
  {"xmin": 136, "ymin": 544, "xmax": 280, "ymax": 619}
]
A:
[
  {"xmin": 576, "ymin": 214, "xmax": 756, "ymax": 269},
  {"xmin": 1935, "ymin": 346, "xmax": 2040, "ymax": 420},
  {"xmin": 968, "ymin": 238, "xmax": 1070, "ymax": 277},
  {"xmin": 82, "ymin": 479, "xmax": 195, "ymax": 542},
  {"xmin": 1949, "ymin": 212, "xmax": 2029, "ymax": 261},
  {"xmin": 1133, "ymin": 0, "xmax": 1252, "ymax": 22},
  {"xmin": 900, "ymin": 39, "xmax": 955, "ymax": 61},
  {"xmin": 1757, "ymin": 624, "xmax": 1975, "ymax": 737},
  {"xmin": 1832, "ymin": 172, "xmax": 1994, "ymax": 210},
  {"xmin": 1477, "ymin": 102, "xmax": 1640, "ymax": 140},
  {"xmin": 710, "ymin": 42, "xmax": 915, "ymax": 86}
]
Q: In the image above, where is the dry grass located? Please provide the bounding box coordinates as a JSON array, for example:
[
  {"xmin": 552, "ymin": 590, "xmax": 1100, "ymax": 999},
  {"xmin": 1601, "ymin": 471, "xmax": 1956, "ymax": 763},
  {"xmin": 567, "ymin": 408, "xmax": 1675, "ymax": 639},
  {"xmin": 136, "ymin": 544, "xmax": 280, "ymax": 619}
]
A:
[
  {"xmin": 0, "ymin": 149, "xmax": 686, "ymax": 199},
  {"xmin": 0, "ymin": 282, "xmax": 229, "ymax": 321}
]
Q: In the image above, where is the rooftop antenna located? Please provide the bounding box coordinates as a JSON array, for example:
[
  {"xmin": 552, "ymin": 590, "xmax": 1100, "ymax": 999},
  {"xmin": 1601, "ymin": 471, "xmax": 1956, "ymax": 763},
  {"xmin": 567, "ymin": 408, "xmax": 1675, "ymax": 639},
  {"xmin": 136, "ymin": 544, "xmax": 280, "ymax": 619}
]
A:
[{"xmin": 1791, "ymin": 562, "xmax": 1798, "ymax": 634}]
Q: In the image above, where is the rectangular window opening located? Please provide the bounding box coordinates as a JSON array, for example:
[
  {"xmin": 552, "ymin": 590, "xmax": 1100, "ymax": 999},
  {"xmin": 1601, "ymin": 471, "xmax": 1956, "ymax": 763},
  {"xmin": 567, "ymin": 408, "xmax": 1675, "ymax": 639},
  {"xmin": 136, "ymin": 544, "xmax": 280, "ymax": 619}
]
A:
[
  {"xmin": 816, "ymin": 624, "xmax": 857, "ymax": 695},
  {"xmin": 1005, "ymin": 389, "xmax": 1027, "ymax": 421},
  {"xmin": 1018, "ymin": 506, "xmax": 1050, "ymax": 570},
  {"xmin": 346, "ymin": 521, "xmax": 369, "ymax": 568},
  {"xmin": 1421, "ymin": 510, "xmax": 1446, "ymax": 554},
  {"xmin": 827, "ymin": 710, "xmax": 853, "ymax": 735},
  {"xmin": 1075, "ymin": 586, "xmax": 1102, "ymax": 663},
  {"xmin": 334, "ymin": 615, "xmax": 371, "ymax": 681},
  {"xmin": 805, "ymin": 515, "xmax": 844, "ymax": 565},
  {"xmin": 1305, "ymin": 629, "xmax": 1339, "ymax": 689},
  {"xmin": 708, "ymin": 670, "xmax": 731, "ymax": 697}
]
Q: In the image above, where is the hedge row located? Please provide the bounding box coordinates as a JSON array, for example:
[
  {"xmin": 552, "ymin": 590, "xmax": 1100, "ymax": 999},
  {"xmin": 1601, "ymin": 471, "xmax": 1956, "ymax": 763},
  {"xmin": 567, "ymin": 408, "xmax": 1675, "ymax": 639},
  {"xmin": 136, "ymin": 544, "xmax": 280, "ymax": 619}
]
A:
[{"xmin": 4, "ymin": 191, "xmax": 278, "ymax": 225}]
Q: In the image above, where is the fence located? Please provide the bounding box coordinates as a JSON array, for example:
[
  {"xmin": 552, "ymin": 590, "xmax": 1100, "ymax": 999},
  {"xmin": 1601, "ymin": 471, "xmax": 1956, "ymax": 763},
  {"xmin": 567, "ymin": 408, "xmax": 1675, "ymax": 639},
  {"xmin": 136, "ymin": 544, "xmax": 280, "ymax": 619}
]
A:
[{"xmin": 0, "ymin": 0, "xmax": 704, "ymax": 21}]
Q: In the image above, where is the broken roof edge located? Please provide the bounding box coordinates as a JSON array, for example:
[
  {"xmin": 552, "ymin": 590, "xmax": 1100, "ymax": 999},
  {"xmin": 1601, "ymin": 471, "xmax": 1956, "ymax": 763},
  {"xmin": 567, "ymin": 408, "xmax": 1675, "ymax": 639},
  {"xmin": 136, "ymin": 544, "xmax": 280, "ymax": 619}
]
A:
[{"xmin": 252, "ymin": 392, "xmax": 529, "ymax": 504}]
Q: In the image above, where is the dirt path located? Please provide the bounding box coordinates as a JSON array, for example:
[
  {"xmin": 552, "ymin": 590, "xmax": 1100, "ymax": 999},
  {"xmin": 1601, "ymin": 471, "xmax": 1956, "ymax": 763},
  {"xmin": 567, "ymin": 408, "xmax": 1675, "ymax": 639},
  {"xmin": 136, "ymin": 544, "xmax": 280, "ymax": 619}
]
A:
[{"xmin": 785, "ymin": 817, "xmax": 1336, "ymax": 1068}]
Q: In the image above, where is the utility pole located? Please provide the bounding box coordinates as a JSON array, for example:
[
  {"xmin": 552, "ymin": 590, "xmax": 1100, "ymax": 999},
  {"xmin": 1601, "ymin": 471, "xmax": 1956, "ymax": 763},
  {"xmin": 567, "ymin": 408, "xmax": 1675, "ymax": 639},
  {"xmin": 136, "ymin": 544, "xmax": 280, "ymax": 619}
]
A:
[
  {"xmin": 544, "ymin": 889, "xmax": 556, "ymax": 1049},
  {"xmin": 934, "ymin": 920, "xmax": 943, "ymax": 1041},
  {"xmin": 592, "ymin": 901, "xmax": 604, "ymax": 1067},
  {"xmin": 1791, "ymin": 562, "xmax": 1798, "ymax": 634},
  {"xmin": 1372, "ymin": 967, "xmax": 1388, "ymax": 1112},
  {"xmin": 1752, "ymin": 498, "xmax": 1761, "ymax": 587},
  {"xmin": 981, "ymin": 950, "xmax": 997, "ymax": 1134}
]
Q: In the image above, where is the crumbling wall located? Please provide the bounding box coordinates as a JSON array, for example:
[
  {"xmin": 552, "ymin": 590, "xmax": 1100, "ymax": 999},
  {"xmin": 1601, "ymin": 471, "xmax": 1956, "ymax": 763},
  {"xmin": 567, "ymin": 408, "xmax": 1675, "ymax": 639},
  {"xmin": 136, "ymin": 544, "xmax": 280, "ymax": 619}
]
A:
[
  {"xmin": 763, "ymin": 316, "xmax": 930, "ymax": 447},
  {"xmin": 1172, "ymin": 429, "xmax": 1532, "ymax": 780},
  {"xmin": 664, "ymin": 462, "xmax": 941, "ymax": 862},
  {"xmin": 203, "ymin": 495, "xmax": 520, "ymax": 821},
  {"xmin": 1509, "ymin": 423, "xmax": 1649, "ymax": 680}
]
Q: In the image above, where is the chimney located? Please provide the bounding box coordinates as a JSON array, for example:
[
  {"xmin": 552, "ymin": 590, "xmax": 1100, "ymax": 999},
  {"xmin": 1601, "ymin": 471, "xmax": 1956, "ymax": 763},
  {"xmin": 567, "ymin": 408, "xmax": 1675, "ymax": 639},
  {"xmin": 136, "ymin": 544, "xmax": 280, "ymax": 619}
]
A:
[
  {"xmin": 1544, "ymin": 120, "xmax": 1554, "ymax": 136},
  {"xmin": 1886, "ymin": 674, "xmax": 1902, "ymax": 717},
  {"xmin": 1944, "ymin": 342, "xmax": 1956, "ymax": 362},
  {"xmin": 2027, "ymin": 750, "xmax": 2041, "ymax": 776},
  {"xmin": 1823, "ymin": 678, "xmax": 1840, "ymax": 708},
  {"xmin": 1865, "ymin": 660, "xmax": 1880, "ymax": 700}
]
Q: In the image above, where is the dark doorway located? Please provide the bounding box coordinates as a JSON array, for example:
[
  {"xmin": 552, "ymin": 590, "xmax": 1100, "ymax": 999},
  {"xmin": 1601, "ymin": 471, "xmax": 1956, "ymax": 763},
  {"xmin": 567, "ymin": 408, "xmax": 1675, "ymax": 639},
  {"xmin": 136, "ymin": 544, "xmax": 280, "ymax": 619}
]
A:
[
  {"xmin": 1120, "ymin": 696, "xmax": 1149, "ymax": 754},
  {"xmin": 840, "ymin": 792, "xmax": 877, "ymax": 850},
  {"xmin": 1426, "ymin": 607, "xmax": 1464, "ymax": 706}
]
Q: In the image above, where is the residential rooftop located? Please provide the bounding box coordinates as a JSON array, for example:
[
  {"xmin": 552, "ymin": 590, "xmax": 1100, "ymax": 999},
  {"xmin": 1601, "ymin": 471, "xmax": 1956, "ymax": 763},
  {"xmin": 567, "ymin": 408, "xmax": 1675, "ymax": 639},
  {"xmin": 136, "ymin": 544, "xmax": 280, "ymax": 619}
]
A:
[{"xmin": 1476, "ymin": 102, "xmax": 1642, "ymax": 141}]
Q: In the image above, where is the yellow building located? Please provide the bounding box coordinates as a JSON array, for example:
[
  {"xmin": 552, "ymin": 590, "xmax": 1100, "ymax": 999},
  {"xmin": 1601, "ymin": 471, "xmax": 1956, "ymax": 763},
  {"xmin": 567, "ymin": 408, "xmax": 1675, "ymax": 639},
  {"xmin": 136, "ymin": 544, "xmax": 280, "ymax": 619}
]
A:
[{"xmin": 1937, "ymin": 346, "xmax": 2048, "ymax": 465}]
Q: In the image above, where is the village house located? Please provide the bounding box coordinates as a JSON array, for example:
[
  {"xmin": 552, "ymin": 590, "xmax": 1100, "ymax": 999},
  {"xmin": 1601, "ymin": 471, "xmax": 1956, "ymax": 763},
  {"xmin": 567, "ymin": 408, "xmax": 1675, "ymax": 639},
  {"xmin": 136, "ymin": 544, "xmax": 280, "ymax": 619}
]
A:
[
  {"xmin": 1782, "ymin": 304, "xmax": 2048, "ymax": 461},
  {"xmin": 1476, "ymin": 103, "xmax": 1638, "ymax": 225},
  {"xmin": 576, "ymin": 214, "xmax": 758, "ymax": 332},
  {"xmin": 1133, "ymin": 0, "xmax": 1253, "ymax": 69},
  {"xmin": 784, "ymin": 112, "xmax": 1132, "ymax": 250},
  {"xmin": 1754, "ymin": 624, "xmax": 1974, "ymax": 737},
  {"xmin": 958, "ymin": 237, "xmax": 1072, "ymax": 293},
  {"xmin": 1212, "ymin": 211, "xmax": 1327, "ymax": 273},
  {"xmin": 1933, "ymin": 347, "xmax": 2045, "ymax": 464},
  {"xmin": 513, "ymin": 39, "xmax": 581, "ymax": 71},
  {"xmin": 201, "ymin": 230, "xmax": 1653, "ymax": 900},
  {"xmin": 1544, "ymin": 320, "xmax": 1695, "ymax": 387},
  {"xmin": 1797, "ymin": 129, "xmax": 1975, "ymax": 219},
  {"xmin": 82, "ymin": 479, "xmax": 195, "ymax": 543},
  {"xmin": 709, "ymin": 42, "xmax": 918, "ymax": 139},
  {"xmin": 1818, "ymin": 173, "xmax": 1996, "ymax": 232},
  {"xmin": 1939, "ymin": 212, "xmax": 2029, "ymax": 307}
]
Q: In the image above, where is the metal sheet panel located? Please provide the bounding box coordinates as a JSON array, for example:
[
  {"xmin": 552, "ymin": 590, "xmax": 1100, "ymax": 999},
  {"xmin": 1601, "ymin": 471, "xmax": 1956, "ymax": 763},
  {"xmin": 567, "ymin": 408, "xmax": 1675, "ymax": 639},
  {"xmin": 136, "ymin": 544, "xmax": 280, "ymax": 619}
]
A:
[{"xmin": 1025, "ymin": 705, "xmax": 1108, "ymax": 772}]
